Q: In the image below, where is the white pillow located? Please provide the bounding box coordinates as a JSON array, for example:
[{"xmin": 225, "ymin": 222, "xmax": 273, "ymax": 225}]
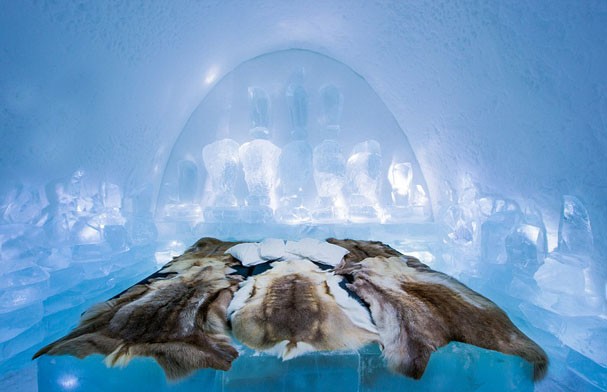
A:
[
  {"xmin": 285, "ymin": 238, "xmax": 349, "ymax": 267},
  {"xmin": 225, "ymin": 243, "xmax": 264, "ymax": 266},
  {"xmin": 259, "ymin": 238, "xmax": 286, "ymax": 260}
]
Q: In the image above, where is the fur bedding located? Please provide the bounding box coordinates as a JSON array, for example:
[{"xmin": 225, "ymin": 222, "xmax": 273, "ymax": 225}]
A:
[{"xmin": 33, "ymin": 237, "xmax": 548, "ymax": 381}]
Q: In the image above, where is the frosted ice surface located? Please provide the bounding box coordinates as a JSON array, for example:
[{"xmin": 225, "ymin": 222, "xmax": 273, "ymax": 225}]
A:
[
  {"xmin": 312, "ymin": 140, "xmax": 346, "ymax": 198},
  {"xmin": 533, "ymin": 252, "xmax": 604, "ymax": 317},
  {"xmin": 249, "ymin": 87, "xmax": 271, "ymax": 139},
  {"xmin": 561, "ymin": 317, "xmax": 607, "ymax": 368},
  {"xmin": 177, "ymin": 160, "xmax": 198, "ymax": 203},
  {"xmin": 319, "ymin": 84, "xmax": 343, "ymax": 134},
  {"xmin": 99, "ymin": 182, "xmax": 121, "ymax": 210},
  {"xmin": 558, "ymin": 195, "xmax": 593, "ymax": 254},
  {"xmin": 278, "ymin": 141, "xmax": 313, "ymax": 198},
  {"xmin": 46, "ymin": 265, "xmax": 85, "ymax": 297},
  {"xmin": 103, "ymin": 225, "xmax": 128, "ymax": 251},
  {"xmin": 35, "ymin": 343, "xmax": 534, "ymax": 392},
  {"xmin": 0, "ymin": 302, "xmax": 43, "ymax": 343},
  {"xmin": 1, "ymin": 185, "xmax": 43, "ymax": 225},
  {"xmin": 1, "ymin": 322, "xmax": 44, "ymax": 365},
  {"xmin": 346, "ymin": 140, "xmax": 382, "ymax": 203},
  {"xmin": 505, "ymin": 223, "xmax": 546, "ymax": 274},
  {"xmin": 277, "ymin": 141, "xmax": 313, "ymax": 222},
  {"xmin": 38, "ymin": 248, "xmax": 72, "ymax": 271},
  {"xmin": 42, "ymin": 209, "xmax": 72, "ymax": 245},
  {"xmin": 0, "ymin": 264, "xmax": 49, "ymax": 291},
  {"xmin": 388, "ymin": 162, "xmax": 413, "ymax": 206},
  {"xmin": 125, "ymin": 217, "xmax": 157, "ymax": 246},
  {"xmin": 443, "ymin": 205, "xmax": 474, "ymax": 245},
  {"xmin": 71, "ymin": 242, "xmax": 112, "ymax": 262},
  {"xmin": 286, "ymin": 83, "xmax": 308, "ymax": 139},
  {"xmin": 0, "ymin": 284, "xmax": 49, "ymax": 313},
  {"xmin": 346, "ymin": 140, "xmax": 382, "ymax": 221},
  {"xmin": 202, "ymin": 139, "xmax": 241, "ymax": 207},
  {"xmin": 69, "ymin": 218, "xmax": 102, "ymax": 245},
  {"xmin": 480, "ymin": 210, "xmax": 522, "ymax": 264},
  {"xmin": 239, "ymin": 139, "xmax": 281, "ymax": 205}
]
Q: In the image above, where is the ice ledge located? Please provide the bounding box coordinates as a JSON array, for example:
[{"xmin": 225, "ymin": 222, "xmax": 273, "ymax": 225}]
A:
[{"xmin": 37, "ymin": 343, "xmax": 533, "ymax": 392}]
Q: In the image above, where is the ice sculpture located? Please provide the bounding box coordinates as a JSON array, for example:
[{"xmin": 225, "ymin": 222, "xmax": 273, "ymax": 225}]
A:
[
  {"xmin": 480, "ymin": 200, "xmax": 522, "ymax": 265},
  {"xmin": 346, "ymin": 140, "xmax": 382, "ymax": 222},
  {"xmin": 388, "ymin": 162, "xmax": 413, "ymax": 207},
  {"xmin": 505, "ymin": 206, "xmax": 547, "ymax": 275},
  {"xmin": 157, "ymin": 50, "xmax": 431, "ymax": 227},
  {"xmin": 248, "ymin": 87, "xmax": 272, "ymax": 139},
  {"xmin": 558, "ymin": 195, "xmax": 594, "ymax": 253},
  {"xmin": 238, "ymin": 87, "xmax": 281, "ymax": 222},
  {"xmin": 310, "ymin": 84, "xmax": 347, "ymax": 222},
  {"xmin": 312, "ymin": 140, "xmax": 347, "ymax": 222},
  {"xmin": 276, "ymin": 81, "xmax": 313, "ymax": 223},
  {"xmin": 239, "ymin": 139, "xmax": 280, "ymax": 215},
  {"xmin": 533, "ymin": 195, "xmax": 605, "ymax": 317},
  {"xmin": 202, "ymin": 139, "xmax": 241, "ymax": 222},
  {"xmin": 1, "ymin": 184, "xmax": 43, "ymax": 225}
]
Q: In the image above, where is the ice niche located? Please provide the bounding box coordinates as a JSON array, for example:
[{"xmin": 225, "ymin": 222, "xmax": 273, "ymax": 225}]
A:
[
  {"xmin": 276, "ymin": 76, "xmax": 313, "ymax": 223},
  {"xmin": 156, "ymin": 49, "xmax": 432, "ymax": 228}
]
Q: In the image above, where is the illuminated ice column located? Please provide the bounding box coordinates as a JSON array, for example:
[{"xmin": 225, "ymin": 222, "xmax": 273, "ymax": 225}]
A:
[
  {"xmin": 346, "ymin": 140, "xmax": 382, "ymax": 222},
  {"xmin": 163, "ymin": 159, "xmax": 202, "ymax": 220},
  {"xmin": 202, "ymin": 139, "xmax": 241, "ymax": 222},
  {"xmin": 178, "ymin": 160, "xmax": 198, "ymax": 204},
  {"xmin": 311, "ymin": 85, "xmax": 346, "ymax": 222},
  {"xmin": 276, "ymin": 82, "xmax": 313, "ymax": 223},
  {"xmin": 239, "ymin": 87, "xmax": 281, "ymax": 222}
]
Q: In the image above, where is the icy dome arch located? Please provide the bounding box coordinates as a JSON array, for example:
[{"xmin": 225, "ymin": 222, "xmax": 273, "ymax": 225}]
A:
[
  {"xmin": 157, "ymin": 49, "xmax": 432, "ymax": 226},
  {"xmin": 1, "ymin": 1, "xmax": 607, "ymax": 391}
]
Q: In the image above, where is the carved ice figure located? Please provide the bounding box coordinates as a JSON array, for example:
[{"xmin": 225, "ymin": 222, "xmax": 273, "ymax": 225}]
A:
[
  {"xmin": 249, "ymin": 87, "xmax": 271, "ymax": 139},
  {"xmin": 388, "ymin": 162, "xmax": 413, "ymax": 207},
  {"xmin": 202, "ymin": 139, "xmax": 241, "ymax": 208},
  {"xmin": 239, "ymin": 87, "xmax": 281, "ymax": 210},
  {"xmin": 277, "ymin": 80, "xmax": 313, "ymax": 223},
  {"xmin": 239, "ymin": 139, "xmax": 281, "ymax": 207},
  {"xmin": 346, "ymin": 140, "xmax": 382, "ymax": 221},
  {"xmin": 312, "ymin": 140, "xmax": 347, "ymax": 221}
]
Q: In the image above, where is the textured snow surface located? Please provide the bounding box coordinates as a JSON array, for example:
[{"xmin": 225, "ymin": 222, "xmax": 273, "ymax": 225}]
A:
[{"xmin": 1, "ymin": 1, "xmax": 606, "ymax": 391}]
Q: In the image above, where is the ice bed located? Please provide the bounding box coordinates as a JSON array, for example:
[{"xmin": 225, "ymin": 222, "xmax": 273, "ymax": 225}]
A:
[{"xmin": 1, "ymin": 2, "xmax": 606, "ymax": 392}]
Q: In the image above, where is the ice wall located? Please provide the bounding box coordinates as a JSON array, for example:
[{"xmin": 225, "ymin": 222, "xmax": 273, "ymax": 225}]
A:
[
  {"xmin": 1, "ymin": 1, "xmax": 606, "ymax": 256},
  {"xmin": 1, "ymin": 1, "xmax": 606, "ymax": 391}
]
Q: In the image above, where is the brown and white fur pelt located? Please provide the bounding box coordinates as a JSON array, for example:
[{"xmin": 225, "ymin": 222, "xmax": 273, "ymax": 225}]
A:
[
  {"xmin": 33, "ymin": 238, "xmax": 243, "ymax": 379},
  {"xmin": 328, "ymin": 238, "xmax": 548, "ymax": 381},
  {"xmin": 228, "ymin": 259, "xmax": 379, "ymax": 359}
]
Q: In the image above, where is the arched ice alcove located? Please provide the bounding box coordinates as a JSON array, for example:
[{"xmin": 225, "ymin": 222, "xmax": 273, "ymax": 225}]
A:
[
  {"xmin": 156, "ymin": 49, "xmax": 432, "ymax": 228},
  {"xmin": 1, "ymin": 2, "xmax": 606, "ymax": 392}
]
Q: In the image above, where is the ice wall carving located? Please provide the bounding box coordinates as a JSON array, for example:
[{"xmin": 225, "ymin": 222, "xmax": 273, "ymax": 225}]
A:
[{"xmin": 156, "ymin": 50, "xmax": 432, "ymax": 226}]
